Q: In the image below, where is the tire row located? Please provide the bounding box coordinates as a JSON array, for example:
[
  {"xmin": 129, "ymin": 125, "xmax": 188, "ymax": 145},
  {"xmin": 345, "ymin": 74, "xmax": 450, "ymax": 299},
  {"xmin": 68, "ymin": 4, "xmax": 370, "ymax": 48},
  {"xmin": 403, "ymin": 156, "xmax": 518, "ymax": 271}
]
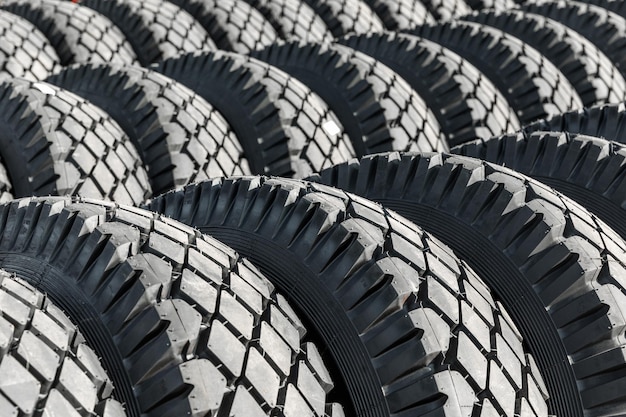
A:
[{"xmin": 0, "ymin": 1, "xmax": 625, "ymax": 417}]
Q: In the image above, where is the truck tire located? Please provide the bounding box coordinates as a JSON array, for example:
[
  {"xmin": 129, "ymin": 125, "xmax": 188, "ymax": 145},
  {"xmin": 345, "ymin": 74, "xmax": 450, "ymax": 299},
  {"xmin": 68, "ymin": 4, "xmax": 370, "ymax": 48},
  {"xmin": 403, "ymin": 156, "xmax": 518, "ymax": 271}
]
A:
[
  {"xmin": 309, "ymin": 151, "xmax": 626, "ymax": 417},
  {"xmin": 340, "ymin": 32, "xmax": 521, "ymax": 147},
  {"xmin": 419, "ymin": 0, "xmax": 472, "ymax": 20},
  {"xmin": 251, "ymin": 41, "xmax": 446, "ymax": 156},
  {"xmin": 0, "ymin": 196, "xmax": 341, "ymax": 416},
  {"xmin": 301, "ymin": 0, "xmax": 384, "ymax": 37},
  {"xmin": 0, "ymin": 272, "xmax": 125, "ymax": 416},
  {"xmin": 362, "ymin": 0, "xmax": 435, "ymax": 30},
  {"xmin": 154, "ymin": 51, "xmax": 356, "ymax": 179},
  {"xmin": 0, "ymin": 78, "xmax": 151, "ymax": 206},
  {"xmin": 146, "ymin": 176, "xmax": 550, "ymax": 417}
]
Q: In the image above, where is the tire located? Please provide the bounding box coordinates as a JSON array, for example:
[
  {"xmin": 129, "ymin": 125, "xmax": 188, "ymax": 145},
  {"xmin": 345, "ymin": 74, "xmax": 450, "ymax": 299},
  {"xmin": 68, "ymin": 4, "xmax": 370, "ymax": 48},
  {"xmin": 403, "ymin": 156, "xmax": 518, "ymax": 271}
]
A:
[
  {"xmin": 0, "ymin": 196, "xmax": 342, "ymax": 416},
  {"xmin": 410, "ymin": 20, "xmax": 583, "ymax": 125},
  {"xmin": 466, "ymin": 0, "xmax": 517, "ymax": 10},
  {"xmin": 522, "ymin": 101, "xmax": 626, "ymax": 143},
  {"xmin": 340, "ymin": 32, "xmax": 521, "ymax": 148},
  {"xmin": 78, "ymin": 0, "xmax": 216, "ymax": 66},
  {"xmin": 309, "ymin": 152, "xmax": 626, "ymax": 417},
  {"xmin": 1, "ymin": 0, "xmax": 138, "ymax": 67},
  {"xmin": 241, "ymin": 0, "xmax": 333, "ymax": 43},
  {"xmin": 520, "ymin": 1, "xmax": 626, "ymax": 83},
  {"xmin": 301, "ymin": 0, "xmax": 384, "ymax": 37},
  {"xmin": 146, "ymin": 176, "xmax": 550, "ymax": 417},
  {"xmin": 0, "ymin": 272, "xmax": 125, "ymax": 416},
  {"xmin": 454, "ymin": 131, "xmax": 626, "ymax": 240},
  {"xmin": 362, "ymin": 0, "xmax": 435, "ymax": 31},
  {"xmin": 461, "ymin": 9, "xmax": 626, "ymax": 107},
  {"xmin": 419, "ymin": 0, "xmax": 472, "ymax": 20},
  {"xmin": 167, "ymin": 0, "xmax": 279, "ymax": 54},
  {"xmin": 154, "ymin": 51, "xmax": 356, "ymax": 179},
  {"xmin": 47, "ymin": 63, "xmax": 251, "ymax": 196},
  {"xmin": 251, "ymin": 41, "xmax": 446, "ymax": 156},
  {"xmin": 0, "ymin": 78, "xmax": 151, "ymax": 206},
  {"xmin": 0, "ymin": 10, "xmax": 60, "ymax": 82}
]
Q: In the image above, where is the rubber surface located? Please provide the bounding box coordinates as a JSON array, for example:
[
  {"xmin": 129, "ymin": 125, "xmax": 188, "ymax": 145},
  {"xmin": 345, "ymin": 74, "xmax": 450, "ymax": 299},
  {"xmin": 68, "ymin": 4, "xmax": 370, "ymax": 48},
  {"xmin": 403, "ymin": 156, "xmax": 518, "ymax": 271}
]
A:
[
  {"xmin": 155, "ymin": 51, "xmax": 356, "ymax": 179},
  {"xmin": 419, "ymin": 0, "xmax": 472, "ymax": 20},
  {"xmin": 0, "ymin": 9, "xmax": 60, "ymax": 82},
  {"xmin": 462, "ymin": 9, "xmax": 626, "ymax": 107},
  {"xmin": 310, "ymin": 152, "xmax": 626, "ymax": 417},
  {"xmin": 466, "ymin": 0, "xmax": 517, "ymax": 10},
  {"xmin": 147, "ymin": 176, "xmax": 550, "ymax": 417},
  {"xmin": 1, "ymin": 0, "xmax": 138, "ymax": 66},
  {"xmin": 0, "ymin": 271, "xmax": 126, "ymax": 417},
  {"xmin": 0, "ymin": 78, "xmax": 151, "ymax": 206},
  {"xmin": 251, "ymin": 41, "xmax": 446, "ymax": 156},
  {"xmin": 301, "ymin": 0, "xmax": 384, "ymax": 37},
  {"xmin": 410, "ymin": 20, "xmax": 583, "ymax": 125},
  {"xmin": 78, "ymin": 0, "xmax": 216, "ymax": 65},
  {"xmin": 242, "ymin": 0, "xmax": 333, "ymax": 43},
  {"xmin": 363, "ymin": 0, "xmax": 435, "ymax": 30},
  {"xmin": 168, "ymin": 0, "xmax": 279, "ymax": 54},
  {"xmin": 48, "ymin": 63, "xmax": 250, "ymax": 196},
  {"xmin": 0, "ymin": 196, "xmax": 341, "ymax": 416},
  {"xmin": 454, "ymin": 130, "xmax": 626, "ymax": 240},
  {"xmin": 340, "ymin": 32, "xmax": 521, "ymax": 147}
]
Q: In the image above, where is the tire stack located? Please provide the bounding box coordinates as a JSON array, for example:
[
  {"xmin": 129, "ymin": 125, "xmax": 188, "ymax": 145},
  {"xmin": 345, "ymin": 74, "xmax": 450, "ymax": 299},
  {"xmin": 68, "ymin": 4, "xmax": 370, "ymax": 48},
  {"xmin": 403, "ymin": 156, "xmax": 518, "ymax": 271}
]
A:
[{"xmin": 0, "ymin": 0, "xmax": 625, "ymax": 416}]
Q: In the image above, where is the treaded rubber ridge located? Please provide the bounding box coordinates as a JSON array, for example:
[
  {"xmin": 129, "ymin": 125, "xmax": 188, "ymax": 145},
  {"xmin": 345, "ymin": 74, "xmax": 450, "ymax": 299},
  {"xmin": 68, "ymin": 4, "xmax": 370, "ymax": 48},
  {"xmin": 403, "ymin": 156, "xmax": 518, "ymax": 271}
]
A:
[
  {"xmin": 155, "ymin": 51, "xmax": 356, "ymax": 179},
  {"xmin": 0, "ymin": 78, "xmax": 151, "ymax": 206},
  {"xmin": 362, "ymin": 0, "xmax": 435, "ymax": 31},
  {"xmin": 0, "ymin": 271, "xmax": 126, "ymax": 417},
  {"xmin": 147, "ymin": 176, "xmax": 550, "ymax": 417},
  {"xmin": 310, "ymin": 151, "xmax": 626, "ymax": 417},
  {"xmin": 301, "ymin": 0, "xmax": 384, "ymax": 37}
]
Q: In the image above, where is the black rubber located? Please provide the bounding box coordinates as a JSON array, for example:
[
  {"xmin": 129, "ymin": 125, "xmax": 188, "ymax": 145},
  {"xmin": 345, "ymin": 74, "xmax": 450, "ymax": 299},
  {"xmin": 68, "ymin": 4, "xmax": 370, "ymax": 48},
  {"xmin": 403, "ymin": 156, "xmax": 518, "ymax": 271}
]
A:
[
  {"xmin": 0, "ymin": 9, "xmax": 60, "ymax": 82},
  {"xmin": 168, "ymin": 0, "xmax": 279, "ymax": 54},
  {"xmin": 419, "ymin": 0, "xmax": 472, "ymax": 20},
  {"xmin": 466, "ymin": 0, "xmax": 516, "ymax": 10},
  {"xmin": 0, "ymin": 196, "xmax": 341, "ymax": 416},
  {"xmin": 0, "ymin": 271, "xmax": 126, "ymax": 417},
  {"xmin": 409, "ymin": 20, "xmax": 583, "ymax": 125},
  {"xmin": 154, "ymin": 51, "xmax": 356, "ymax": 179},
  {"xmin": 340, "ymin": 32, "xmax": 521, "ymax": 148},
  {"xmin": 147, "ymin": 176, "xmax": 550, "ymax": 417},
  {"xmin": 47, "ymin": 63, "xmax": 251, "ymax": 196},
  {"xmin": 461, "ymin": 9, "xmax": 626, "ymax": 107},
  {"xmin": 251, "ymin": 41, "xmax": 446, "ymax": 157},
  {"xmin": 362, "ymin": 0, "xmax": 435, "ymax": 30},
  {"xmin": 242, "ymin": 0, "xmax": 333, "ymax": 43},
  {"xmin": 0, "ymin": 78, "xmax": 151, "ymax": 206},
  {"xmin": 77, "ymin": 0, "xmax": 216, "ymax": 66},
  {"xmin": 310, "ymin": 151, "xmax": 626, "ymax": 417},
  {"xmin": 520, "ymin": 1, "xmax": 626, "ymax": 83},
  {"xmin": 523, "ymin": 101, "xmax": 626, "ymax": 144},
  {"xmin": 454, "ymin": 131, "xmax": 626, "ymax": 240},
  {"xmin": 301, "ymin": 0, "xmax": 385, "ymax": 37},
  {"xmin": 1, "ymin": 0, "xmax": 138, "ymax": 67}
]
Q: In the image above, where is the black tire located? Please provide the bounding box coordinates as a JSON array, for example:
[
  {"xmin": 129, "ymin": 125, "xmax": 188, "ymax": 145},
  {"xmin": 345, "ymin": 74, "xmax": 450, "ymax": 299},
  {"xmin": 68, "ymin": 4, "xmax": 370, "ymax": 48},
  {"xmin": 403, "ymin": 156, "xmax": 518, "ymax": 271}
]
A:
[
  {"xmin": 1, "ymin": 0, "xmax": 138, "ymax": 67},
  {"xmin": 454, "ymin": 131, "xmax": 626, "ymax": 240},
  {"xmin": 168, "ymin": 0, "xmax": 279, "ymax": 54},
  {"xmin": 340, "ymin": 32, "xmax": 521, "ymax": 147},
  {"xmin": 0, "ymin": 196, "xmax": 341, "ymax": 416},
  {"xmin": 0, "ymin": 78, "xmax": 151, "ymax": 206},
  {"xmin": 241, "ymin": 0, "xmax": 333, "ymax": 43},
  {"xmin": 461, "ymin": 9, "xmax": 626, "ymax": 107},
  {"xmin": 362, "ymin": 0, "xmax": 435, "ymax": 30},
  {"xmin": 410, "ymin": 20, "xmax": 583, "ymax": 125},
  {"xmin": 0, "ymin": 272, "xmax": 125, "ymax": 416},
  {"xmin": 520, "ymin": 1, "xmax": 626, "ymax": 83},
  {"xmin": 78, "ymin": 0, "xmax": 216, "ymax": 66},
  {"xmin": 0, "ymin": 10, "xmax": 60, "ymax": 82},
  {"xmin": 146, "ymin": 176, "xmax": 550, "ymax": 417},
  {"xmin": 301, "ymin": 0, "xmax": 384, "ymax": 37},
  {"xmin": 154, "ymin": 51, "xmax": 356, "ymax": 179},
  {"xmin": 419, "ymin": 0, "xmax": 472, "ymax": 20},
  {"xmin": 309, "ymin": 152, "xmax": 626, "ymax": 417},
  {"xmin": 251, "ymin": 41, "xmax": 446, "ymax": 156},
  {"xmin": 466, "ymin": 0, "xmax": 517, "ymax": 10},
  {"xmin": 47, "ymin": 63, "xmax": 250, "ymax": 196},
  {"xmin": 522, "ymin": 101, "xmax": 626, "ymax": 143}
]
